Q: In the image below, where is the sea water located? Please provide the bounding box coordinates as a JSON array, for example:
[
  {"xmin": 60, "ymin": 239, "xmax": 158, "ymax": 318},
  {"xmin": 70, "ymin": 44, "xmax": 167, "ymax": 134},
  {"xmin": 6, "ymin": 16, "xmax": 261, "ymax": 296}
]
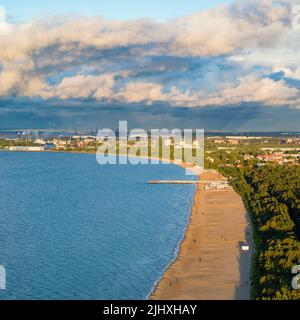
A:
[{"xmin": 0, "ymin": 151, "xmax": 195, "ymax": 299}]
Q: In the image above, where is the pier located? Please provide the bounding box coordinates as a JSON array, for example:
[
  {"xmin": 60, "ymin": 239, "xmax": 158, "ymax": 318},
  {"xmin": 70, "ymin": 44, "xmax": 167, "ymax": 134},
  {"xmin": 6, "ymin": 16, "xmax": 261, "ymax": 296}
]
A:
[
  {"xmin": 149, "ymin": 180, "xmax": 224, "ymax": 184},
  {"xmin": 148, "ymin": 180, "xmax": 233, "ymax": 190}
]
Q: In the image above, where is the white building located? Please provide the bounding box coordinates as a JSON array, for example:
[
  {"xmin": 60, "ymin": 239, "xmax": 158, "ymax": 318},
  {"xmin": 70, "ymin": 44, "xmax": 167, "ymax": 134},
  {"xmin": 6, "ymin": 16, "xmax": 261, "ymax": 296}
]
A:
[
  {"xmin": 9, "ymin": 146, "xmax": 45, "ymax": 151},
  {"xmin": 35, "ymin": 138, "xmax": 46, "ymax": 145}
]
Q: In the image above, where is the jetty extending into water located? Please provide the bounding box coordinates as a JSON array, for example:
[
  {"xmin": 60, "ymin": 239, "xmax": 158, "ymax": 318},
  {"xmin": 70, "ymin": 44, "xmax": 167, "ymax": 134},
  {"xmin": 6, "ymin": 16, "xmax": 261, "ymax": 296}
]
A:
[
  {"xmin": 149, "ymin": 180, "xmax": 233, "ymax": 191},
  {"xmin": 149, "ymin": 180, "xmax": 223, "ymax": 184}
]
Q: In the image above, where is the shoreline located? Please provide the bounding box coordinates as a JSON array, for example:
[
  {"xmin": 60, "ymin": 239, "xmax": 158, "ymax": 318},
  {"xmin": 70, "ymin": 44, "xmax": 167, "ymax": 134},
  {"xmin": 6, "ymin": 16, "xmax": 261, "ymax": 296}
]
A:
[
  {"xmin": 150, "ymin": 170, "xmax": 253, "ymax": 300},
  {"xmin": 3, "ymin": 149, "xmax": 199, "ymax": 173},
  {"xmin": 146, "ymin": 182, "xmax": 198, "ymax": 300},
  {"xmin": 148, "ymin": 178, "xmax": 200, "ymax": 300}
]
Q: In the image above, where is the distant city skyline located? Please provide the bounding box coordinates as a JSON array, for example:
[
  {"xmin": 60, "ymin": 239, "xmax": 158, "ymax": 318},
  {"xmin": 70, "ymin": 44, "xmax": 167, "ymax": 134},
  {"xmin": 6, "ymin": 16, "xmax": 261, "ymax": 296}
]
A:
[{"xmin": 0, "ymin": 0, "xmax": 300, "ymax": 130}]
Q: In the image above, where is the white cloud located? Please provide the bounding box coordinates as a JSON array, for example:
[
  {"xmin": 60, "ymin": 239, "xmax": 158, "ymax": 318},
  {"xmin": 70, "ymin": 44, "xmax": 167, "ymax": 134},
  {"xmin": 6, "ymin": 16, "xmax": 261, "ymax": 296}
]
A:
[
  {"xmin": 0, "ymin": 0, "xmax": 299, "ymax": 108},
  {"xmin": 0, "ymin": 69, "xmax": 21, "ymax": 95},
  {"xmin": 196, "ymin": 76, "xmax": 300, "ymax": 107},
  {"xmin": 47, "ymin": 74, "xmax": 115, "ymax": 100}
]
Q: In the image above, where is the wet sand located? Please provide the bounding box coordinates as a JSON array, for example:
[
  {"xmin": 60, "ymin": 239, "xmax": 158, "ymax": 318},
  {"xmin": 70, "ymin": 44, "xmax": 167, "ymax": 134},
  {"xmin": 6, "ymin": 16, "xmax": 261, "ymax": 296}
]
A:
[{"xmin": 150, "ymin": 170, "xmax": 252, "ymax": 300}]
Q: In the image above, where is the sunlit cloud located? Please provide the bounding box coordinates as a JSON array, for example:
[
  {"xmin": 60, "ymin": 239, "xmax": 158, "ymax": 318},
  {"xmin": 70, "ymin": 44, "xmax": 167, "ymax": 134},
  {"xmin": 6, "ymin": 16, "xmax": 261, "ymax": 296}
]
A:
[{"xmin": 0, "ymin": 0, "xmax": 300, "ymax": 109}]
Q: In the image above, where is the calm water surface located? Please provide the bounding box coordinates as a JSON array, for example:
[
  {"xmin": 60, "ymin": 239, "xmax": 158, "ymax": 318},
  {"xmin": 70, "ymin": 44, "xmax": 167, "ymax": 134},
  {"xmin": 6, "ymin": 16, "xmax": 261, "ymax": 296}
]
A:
[{"xmin": 0, "ymin": 151, "xmax": 195, "ymax": 299}]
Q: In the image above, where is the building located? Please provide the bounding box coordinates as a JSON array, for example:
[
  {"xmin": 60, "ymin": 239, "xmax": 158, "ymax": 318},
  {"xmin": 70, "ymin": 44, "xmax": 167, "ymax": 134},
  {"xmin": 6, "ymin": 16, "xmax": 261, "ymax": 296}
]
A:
[
  {"xmin": 287, "ymin": 139, "xmax": 300, "ymax": 145},
  {"xmin": 213, "ymin": 139, "xmax": 225, "ymax": 144},
  {"xmin": 34, "ymin": 138, "xmax": 46, "ymax": 145},
  {"xmin": 244, "ymin": 155, "xmax": 254, "ymax": 160},
  {"xmin": 9, "ymin": 146, "xmax": 45, "ymax": 151},
  {"xmin": 205, "ymin": 181, "xmax": 232, "ymax": 190},
  {"xmin": 52, "ymin": 139, "xmax": 68, "ymax": 149},
  {"xmin": 256, "ymin": 153, "xmax": 284, "ymax": 164},
  {"xmin": 228, "ymin": 139, "xmax": 239, "ymax": 145}
]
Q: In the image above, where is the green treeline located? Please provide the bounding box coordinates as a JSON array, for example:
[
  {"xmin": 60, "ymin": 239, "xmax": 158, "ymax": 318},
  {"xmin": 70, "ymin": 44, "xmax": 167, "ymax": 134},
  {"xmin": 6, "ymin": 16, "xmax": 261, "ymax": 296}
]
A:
[{"xmin": 221, "ymin": 165, "xmax": 300, "ymax": 300}]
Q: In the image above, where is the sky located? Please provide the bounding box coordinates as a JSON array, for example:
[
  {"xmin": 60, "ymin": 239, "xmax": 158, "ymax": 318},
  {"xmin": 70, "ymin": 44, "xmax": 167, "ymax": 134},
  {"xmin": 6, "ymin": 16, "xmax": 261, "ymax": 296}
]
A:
[
  {"xmin": 2, "ymin": 0, "xmax": 233, "ymax": 22},
  {"xmin": 1, "ymin": 0, "xmax": 300, "ymax": 131}
]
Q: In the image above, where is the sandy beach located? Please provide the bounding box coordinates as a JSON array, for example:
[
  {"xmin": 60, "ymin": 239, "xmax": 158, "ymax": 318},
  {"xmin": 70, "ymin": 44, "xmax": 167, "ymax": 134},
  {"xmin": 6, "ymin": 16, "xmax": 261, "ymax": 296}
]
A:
[{"xmin": 150, "ymin": 170, "xmax": 252, "ymax": 300}]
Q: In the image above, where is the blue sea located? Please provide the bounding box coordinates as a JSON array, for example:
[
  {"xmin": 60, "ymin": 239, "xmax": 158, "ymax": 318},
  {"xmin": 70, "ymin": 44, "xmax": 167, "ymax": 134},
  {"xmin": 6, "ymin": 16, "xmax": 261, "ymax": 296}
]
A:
[{"xmin": 0, "ymin": 151, "xmax": 195, "ymax": 300}]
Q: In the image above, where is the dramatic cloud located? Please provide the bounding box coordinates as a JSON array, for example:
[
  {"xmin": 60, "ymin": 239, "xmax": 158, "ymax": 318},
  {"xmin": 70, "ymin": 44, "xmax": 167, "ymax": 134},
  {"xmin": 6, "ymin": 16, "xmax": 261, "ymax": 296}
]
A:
[
  {"xmin": 0, "ymin": 0, "xmax": 300, "ymax": 109},
  {"xmin": 196, "ymin": 76, "xmax": 300, "ymax": 107},
  {"xmin": 47, "ymin": 74, "xmax": 115, "ymax": 100}
]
